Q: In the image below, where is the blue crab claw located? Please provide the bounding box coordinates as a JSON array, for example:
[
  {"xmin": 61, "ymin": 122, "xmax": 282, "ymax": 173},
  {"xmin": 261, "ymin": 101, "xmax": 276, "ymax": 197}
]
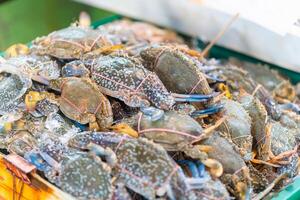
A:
[
  {"xmin": 71, "ymin": 119, "xmax": 88, "ymax": 131},
  {"xmin": 279, "ymin": 103, "xmax": 300, "ymax": 114},
  {"xmin": 178, "ymin": 160, "xmax": 199, "ymax": 178},
  {"xmin": 195, "ymin": 160, "xmax": 205, "ymax": 178},
  {"xmin": 87, "ymin": 143, "xmax": 117, "ymax": 167},
  {"xmin": 172, "ymin": 92, "xmax": 219, "ymax": 103},
  {"xmin": 190, "ymin": 104, "xmax": 224, "ymax": 117},
  {"xmin": 140, "ymin": 106, "xmax": 164, "ymax": 121},
  {"xmin": 24, "ymin": 151, "xmax": 48, "ymax": 171},
  {"xmin": 39, "ymin": 151, "xmax": 60, "ymax": 169}
]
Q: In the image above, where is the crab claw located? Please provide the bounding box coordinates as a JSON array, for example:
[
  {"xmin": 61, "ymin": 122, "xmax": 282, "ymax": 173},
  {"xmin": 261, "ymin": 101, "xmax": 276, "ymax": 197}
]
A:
[
  {"xmin": 178, "ymin": 160, "xmax": 199, "ymax": 178},
  {"xmin": 87, "ymin": 143, "xmax": 117, "ymax": 167},
  {"xmin": 172, "ymin": 92, "xmax": 219, "ymax": 103},
  {"xmin": 201, "ymin": 158, "xmax": 223, "ymax": 178},
  {"xmin": 279, "ymin": 103, "xmax": 300, "ymax": 114},
  {"xmin": 140, "ymin": 106, "xmax": 164, "ymax": 121},
  {"xmin": 195, "ymin": 160, "xmax": 205, "ymax": 178},
  {"xmin": 190, "ymin": 104, "xmax": 224, "ymax": 117},
  {"xmin": 24, "ymin": 151, "xmax": 48, "ymax": 171}
]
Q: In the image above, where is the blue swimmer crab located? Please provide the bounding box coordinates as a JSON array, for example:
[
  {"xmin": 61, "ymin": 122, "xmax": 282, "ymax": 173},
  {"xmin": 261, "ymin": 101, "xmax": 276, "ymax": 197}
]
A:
[
  {"xmin": 218, "ymin": 98, "xmax": 253, "ymax": 161},
  {"xmin": 279, "ymin": 109, "xmax": 300, "ymax": 142},
  {"xmin": 204, "ymin": 63, "xmax": 281, "ymax": 120},
  {"xmin": 88, "ymin": 54, "xmax": 221, "ymax": 116},
  {"xmin": 6, "ymin": 54, "xmax": 60, "ymax": 80},
  {"xmin": 32, "ymin": 76, "xmax": 113, "ymax": 130},
  {"xmin": 31, "ymin": 13, "xmax": 120, "ymax": 60},
  {"xmin": 97, "ymin": 19, "xmax": 183, "ymax": 46},
  {"xmin": 237, "ymin": 91, "xmax": 269, "ymax": 161},
  {"xmin": 125, "ymin": 107, "xmax": 225, "ymax": 180},
  {"xmin": 140, "ymin": 44, "xmax": 213, "ymax": 96},
  {"xmin": 4, "ymin": 130, "xmax": 37, "ymax": 157},
  {"xmin": 68, "ymin": 131, "xmax": 229, "ymax": 200},
  {"xmin": 230, "ymin": 59, "xmax": 296, "ymax": 103},
  {"xmin": 264, "ymin": 121, "xmax": 298, "ymax": 176},
  {"xmin": 0, "ymin": 63, "xmax": 32, "ymax": 114},
  {"xmin": 27, "ymin": 145, "xmax": 113, "ymax": 200},
  {"xmin": 201, "ymin": 132, "xmax": 252, "ymax": 199}
]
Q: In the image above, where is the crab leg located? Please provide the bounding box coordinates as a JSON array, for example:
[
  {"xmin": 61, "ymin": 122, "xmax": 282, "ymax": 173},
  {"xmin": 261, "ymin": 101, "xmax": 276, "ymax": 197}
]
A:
[
  {"xmin": 195, "ymin": 160, "xmax": 205, "ymax": 177},
  {"xmin": 172, "ymin": 92, "xmax": 219, "ymax": 102},
  {"xmin": 190, "ymin": 104, "xmax": 224, "ymax": 117},
  {"xmin": 87, "ymin": 143, "xmax": 117, "ymax": 167},
  {"xmin": 31, "ymin": 75, "xmax": 50, "ymax": 85},
  {"xmin": 178, "ymin": 160, "xmax": 200, "ymax": 178},
  {"xmin": 268, "ymin": 147, "xmax": 298, "ymax": 165}
]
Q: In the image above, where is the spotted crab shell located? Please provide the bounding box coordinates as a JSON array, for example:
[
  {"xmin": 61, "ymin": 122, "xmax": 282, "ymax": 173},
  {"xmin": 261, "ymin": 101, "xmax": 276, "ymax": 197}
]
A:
[
  {"xmin": 0, "ymin": 63, "xmax": 32, "ymax": 115},
  {"xmin": 91, "ymin": 55, "xmax": 175, "ymax": 110},
  {"xmin": 116, "ymin": 137, "xmax": 178, "ymax": 199},
  {"xmin": 32, "ymin": 26, "xmax": 117, "ymax": 59},
  {"xmin": 58, "ymin": 154, "xmax": 113, "ymax": 200}
]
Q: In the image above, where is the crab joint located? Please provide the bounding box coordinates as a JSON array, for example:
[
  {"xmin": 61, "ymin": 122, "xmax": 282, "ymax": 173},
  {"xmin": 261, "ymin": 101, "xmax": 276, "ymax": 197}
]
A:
[
  {"xmin": 201, "ymin": 158, "xmax": 223, "ymax": 178},
  {"xmin": 25, "ymin": 91, "xmax": 44, "ymax": 111},
  {"xmin": 110, "ymin": 123, "xmax": 139, "ymax": 138},
  {"xmin": 218, "ymin": 83, "xmax": 232, "ymax": 99}
]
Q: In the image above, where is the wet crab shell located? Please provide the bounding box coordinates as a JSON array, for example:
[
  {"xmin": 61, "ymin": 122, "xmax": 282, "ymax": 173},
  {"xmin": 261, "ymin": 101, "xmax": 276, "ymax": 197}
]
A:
[
  {"xmin": 6, "ymin": 55, "xmax": 60, "ymax": 80},
  {"xmin": 230, "ymin": 59, "xmax": 296, "ymax": 102},
  {"xmin": 280, "ymin": 110, "xmax": 300, "ymax": 142},
  {"xmin": 138, "ymin": 111, "xmax": 203, "ymax": 151},
  {"xmin": 140, "ymin": 46, "xmax": 212, "ymax": 95},
  {"xmin": 0, "ymin": 64, "xmax": 32, "ymax": 115},
  {"xmin": 58, "ymin": 77, "xmax": 113, "ymax": 128},
  {"xmin": 269, "ymin": 121, "xmax": 298, "ymax": 176},
  {"xmin": 58, "ymin": 154, "xmax": 113, "ymax": 200},
  {"xmin": 218, "ymin": 99, "xmax": 253, "ymax": 161},
  {"xmin": 97, "ymin": 19, "xmax": 184, "ymax": 45},
  {"xmin": 201, "ymin": 132, "xmax": 246, "ymax": 174},
  {"xmin": 31, "ymin": 26, "xmax": 116, "ymax": 59},
  {"xmin": 205, "ymin": 64, "xmax": 281, "ymax": 120},
  {"xmin": 238, "ymin": 92, "xmax": 269, "ymax": 160},
  {"xmin": 6, "ymin": 131, "xmax": 37, "ymax": 156},
  {"xmin": 90, "ymin": 55, "xmax": 175, "ymax": 110},
  {"xmin": 116, "ymin": 137, "xmax": 179, "ymax": 199},
  {"xmin": 187, "ymin": 178, "xmax": 231, "ymax": 200},
  {"xmin": 68, "ymin": 132, "xmax": 182, "ymax": 199}
]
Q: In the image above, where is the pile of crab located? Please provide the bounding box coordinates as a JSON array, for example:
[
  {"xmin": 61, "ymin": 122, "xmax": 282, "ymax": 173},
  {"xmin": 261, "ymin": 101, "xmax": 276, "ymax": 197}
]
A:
[{"xmin": 1, "ymin": 13, "xmax": 300, "ymax": 200}]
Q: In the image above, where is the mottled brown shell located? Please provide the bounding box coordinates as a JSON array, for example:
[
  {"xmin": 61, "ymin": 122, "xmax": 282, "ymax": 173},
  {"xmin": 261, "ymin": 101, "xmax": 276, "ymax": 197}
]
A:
[
  {"xmin": 140, "ymin": 46, "xmax": 212, "ymax": 95},
  {"xmin": 31, "ymin": 26, "xmax": 114, "ymax": 59},
  {"xmin": 218, "ymin": 99, "xmax": 253, "ymax": 161},
  {"xmin": 59, "ymin": 77, "xmax": 113, "ymax": 128},
  {"xmin": 139, "ymin": 111, "xmax": 203, "ymax": 151}
]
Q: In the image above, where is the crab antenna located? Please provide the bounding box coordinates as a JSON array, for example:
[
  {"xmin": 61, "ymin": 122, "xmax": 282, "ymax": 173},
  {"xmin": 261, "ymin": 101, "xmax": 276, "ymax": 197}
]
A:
[{"xmin": 200, "ymin": 13, "xmax": 240, "ymax": 58}]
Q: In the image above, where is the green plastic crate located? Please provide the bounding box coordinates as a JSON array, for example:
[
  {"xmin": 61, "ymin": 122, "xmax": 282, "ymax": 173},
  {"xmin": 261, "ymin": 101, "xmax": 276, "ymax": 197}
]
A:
[{"xmin": 1, "ymin": 14, "xmax": 300, "ymax": 200}]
